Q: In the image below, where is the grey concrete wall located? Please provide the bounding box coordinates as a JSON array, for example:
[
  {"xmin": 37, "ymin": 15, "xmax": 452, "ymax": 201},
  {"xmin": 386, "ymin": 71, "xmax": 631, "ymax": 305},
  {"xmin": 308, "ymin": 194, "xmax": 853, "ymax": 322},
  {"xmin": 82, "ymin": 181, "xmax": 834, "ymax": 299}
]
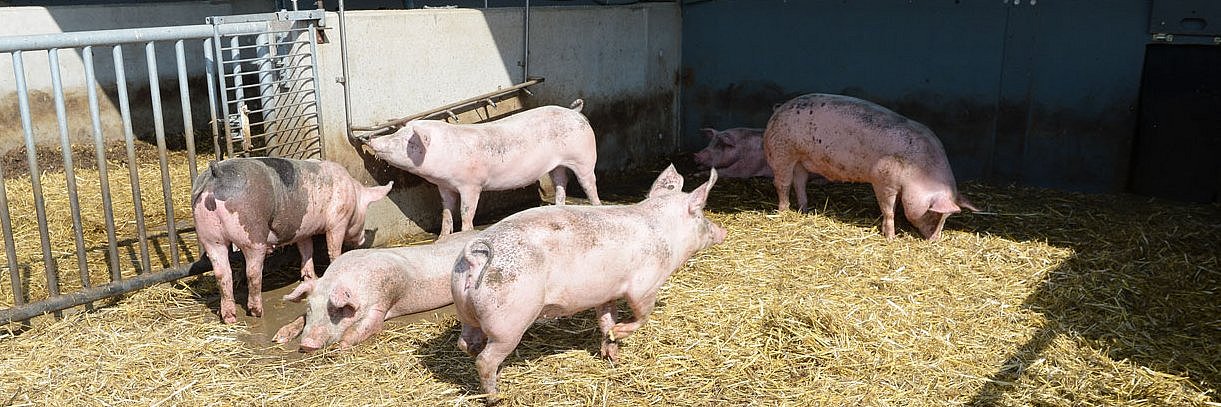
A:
[{"xmin": 311, "ymin": 4, "xmax": 682, "ymax": 243}]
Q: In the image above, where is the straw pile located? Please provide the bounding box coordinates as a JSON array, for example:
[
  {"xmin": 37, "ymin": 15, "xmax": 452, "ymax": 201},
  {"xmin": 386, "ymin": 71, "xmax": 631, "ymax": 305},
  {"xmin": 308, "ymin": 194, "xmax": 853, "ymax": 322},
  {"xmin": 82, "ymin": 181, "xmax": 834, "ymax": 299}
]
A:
[
  {"xmin": 0, "ymin": 141, "xmax": 205, "ymax": 313},
  {"xmin": 1, "ymin": 159, "xmax": 1218, "ymax": 406}
]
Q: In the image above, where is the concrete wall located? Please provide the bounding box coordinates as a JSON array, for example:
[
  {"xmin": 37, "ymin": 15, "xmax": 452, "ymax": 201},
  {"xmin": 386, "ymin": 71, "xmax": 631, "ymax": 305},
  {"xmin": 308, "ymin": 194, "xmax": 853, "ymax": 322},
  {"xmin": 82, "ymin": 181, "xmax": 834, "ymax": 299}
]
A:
[
  {"xmin": 0, "ymin": 1, "xmax": 268, "ymax": 152},
  {"xmin": 681, "ymin": 0, "xmax": 1149, "ymax": 194},
  {"xmin": 0, "ymin": 3, "xmax": 682, "ymax": 244},
  {"xmin": 312, "ymin": 4, "xmax": 682, "ymax": 243}
]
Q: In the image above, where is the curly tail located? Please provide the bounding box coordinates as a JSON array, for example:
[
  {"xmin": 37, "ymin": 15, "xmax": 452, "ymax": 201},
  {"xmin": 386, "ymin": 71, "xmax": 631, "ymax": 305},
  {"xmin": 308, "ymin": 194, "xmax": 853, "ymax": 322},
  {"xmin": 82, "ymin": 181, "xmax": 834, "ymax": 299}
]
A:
[
  {"xmin": 461, "ymin": 240, "xmax": 494, "ymax": 291},
  {"xmin": 569, "ymin": 98, "xmax": 584, "ymax": 113}
]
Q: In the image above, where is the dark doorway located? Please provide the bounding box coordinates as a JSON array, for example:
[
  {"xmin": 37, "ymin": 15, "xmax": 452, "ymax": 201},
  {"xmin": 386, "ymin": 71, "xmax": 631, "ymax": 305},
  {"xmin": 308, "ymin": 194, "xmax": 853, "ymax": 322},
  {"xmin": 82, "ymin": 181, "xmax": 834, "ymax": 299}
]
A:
[{"xmin": 1129, "ymin": 44, "xmax": 1221, "ymax": 203}]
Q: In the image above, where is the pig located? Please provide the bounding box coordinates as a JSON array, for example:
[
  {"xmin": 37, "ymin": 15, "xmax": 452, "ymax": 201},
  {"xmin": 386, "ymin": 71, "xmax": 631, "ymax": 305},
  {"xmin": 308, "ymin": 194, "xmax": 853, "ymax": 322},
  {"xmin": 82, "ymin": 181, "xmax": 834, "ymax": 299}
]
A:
[
  {"xmin": 362, "ymin": 99, "xmax": 601, "ymax": 236},
  {"xmin": 191, "ymin": 157, "xmax": 393, "ymax": 324},
  {"xmin": 762, "ymin": 93, "xmax": 978, "ymax": 240},
  {"xmin": 451, "ymin": 164, "xmax": 726, "ymax": 401},
  {"xmin": 692, "ymin": 127, "xmax": 774, "ymax": 178},
  {"xmin": 272, "ymin": 230, "xmax": 478, "ymax": 352}
]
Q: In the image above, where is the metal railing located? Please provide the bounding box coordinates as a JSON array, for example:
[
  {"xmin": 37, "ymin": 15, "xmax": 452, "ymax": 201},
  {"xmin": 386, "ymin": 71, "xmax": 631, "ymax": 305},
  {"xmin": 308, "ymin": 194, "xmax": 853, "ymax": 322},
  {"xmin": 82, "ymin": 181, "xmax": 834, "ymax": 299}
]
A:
[{"xmin": 0, "ymin": 11, "xmax": 324, "ymax": 325}]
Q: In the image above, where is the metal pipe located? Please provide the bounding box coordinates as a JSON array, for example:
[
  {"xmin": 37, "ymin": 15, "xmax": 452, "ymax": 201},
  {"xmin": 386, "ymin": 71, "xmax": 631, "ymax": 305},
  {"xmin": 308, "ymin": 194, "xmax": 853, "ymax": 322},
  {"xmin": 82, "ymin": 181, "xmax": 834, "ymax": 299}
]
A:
[
  {"xmin": 204, "ymin": 38, "xmax": 223, "ymax": 160},
  {"xmin": 13, "ymin": 51, "xmax": 61, "ymax": 315},
  {"xmin": 306, "ymin": 20, "xmax": 326, "ymax": 159},
  {"xmin": 351, "ymin": 77, "xmax": 545, "ymax": 135},
  {"xmin": 49, "ymin": 48, "xmax": 93, "ymax": 303},
  {"xmin": 338, "ymin": 0, "xmax": 354, "ymax": 139},
  {"xmin": 113, "ymin": 44, "xmax": 152, "ymax": 274},
  {"xmin": 146, "ymin": 41, "xmax": 181, "ymax": 268},
  {"xmin": 523, "ymin": 0, "xmax": 530, "ymax": 83},
  {"xmin": 212, "ymin": 26, "xmax": 235, "ymax": 159},
  {"xmin": 0, "ymin": 261, "xmax": 212, "ymax": 325},
  {"xmin": 176, "ymin": 40, "xmax": 198, "ymax": 183},
  {"xmin": 0, "ymin": 22, "xmax": 270, "ymax": 53},
  {"xmin": 82, "ymin": 45, "xmax": 122, "ymax": 283},
  {"xmin": 0, "ymin": 79, "xmax": 22, "ymax": 312},
  {"xmin": 256, "ymin": 33, "xmax": 278, "ymax": 153}
]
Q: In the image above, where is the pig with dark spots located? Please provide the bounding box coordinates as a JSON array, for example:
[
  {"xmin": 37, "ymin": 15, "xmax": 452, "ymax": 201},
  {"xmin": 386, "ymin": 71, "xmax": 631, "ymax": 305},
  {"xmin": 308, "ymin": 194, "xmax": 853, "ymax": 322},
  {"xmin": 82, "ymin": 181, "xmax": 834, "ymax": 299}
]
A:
[
  {"xmin": 451, "ymin": 164, "xmax": 726, "ymax": 401},
  {"xmin": 692, "ymin": 127, "xmax": 774, "ymax": 178},
  {"xmin": 273, "ymin": 231, "xmax": 477, "ymax": 352},
  {"xmin": 762, "ymin": 93, "xmax": 978, "ymax": 240},
  {"xmin": 191, "ymin": 157, "xmax": 393, "ymax": 324},
  {"xmin": 362, "ymin": 99, "xmax": 601, "ymax": 236}
]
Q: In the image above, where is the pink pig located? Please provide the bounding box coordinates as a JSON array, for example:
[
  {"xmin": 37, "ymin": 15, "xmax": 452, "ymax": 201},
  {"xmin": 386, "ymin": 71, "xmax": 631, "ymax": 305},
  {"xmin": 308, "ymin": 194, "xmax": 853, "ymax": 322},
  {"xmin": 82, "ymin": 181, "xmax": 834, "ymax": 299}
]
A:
[
  {"xmin": 273, "ymin": 230, "xmax": 478, "ymax": 352},
  {"xmin": 191, "ymin": 157, "xmax": 392, "ymax": 324},
  {"xmin": 362, "ymin": 100, "xmax": 601, "ymax": 236},
  {"xmin": 763, "ymin": 93, "xmax": 977, "ymax": 240},
  {"xmin": 451, "ymin": 164, "xmax": 726, "ymax": 401},
  {"xmin": 692, "ymin": 127, "xmax": 774, "ymax": 178}
]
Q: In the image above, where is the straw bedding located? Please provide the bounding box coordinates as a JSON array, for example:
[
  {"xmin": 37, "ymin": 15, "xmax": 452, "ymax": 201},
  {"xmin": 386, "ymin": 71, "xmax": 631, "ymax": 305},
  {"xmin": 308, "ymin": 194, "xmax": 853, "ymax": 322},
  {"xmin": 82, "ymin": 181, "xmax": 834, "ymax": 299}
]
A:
[{"xmin": 1, "ymin": 152, "xmax": 1218, "ymax": 406}]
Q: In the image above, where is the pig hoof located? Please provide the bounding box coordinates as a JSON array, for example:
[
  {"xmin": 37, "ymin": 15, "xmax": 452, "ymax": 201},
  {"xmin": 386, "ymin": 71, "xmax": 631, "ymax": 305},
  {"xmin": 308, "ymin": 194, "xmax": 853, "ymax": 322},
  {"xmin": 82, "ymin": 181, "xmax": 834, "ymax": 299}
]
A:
[
  {"xmin": 600, "ymin": 340, "xmax": 620, "ymax": 363},
  {"xmin": 221, "ymin": 314, "xmax": 238, "ymax": 324}
]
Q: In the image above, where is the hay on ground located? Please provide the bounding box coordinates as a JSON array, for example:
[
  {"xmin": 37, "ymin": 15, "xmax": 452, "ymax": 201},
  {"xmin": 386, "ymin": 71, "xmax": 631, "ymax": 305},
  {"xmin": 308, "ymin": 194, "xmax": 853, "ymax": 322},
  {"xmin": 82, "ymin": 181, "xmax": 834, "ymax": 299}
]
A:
[{"xmin": 0, "ymin": 162, "xmax": 1218, "ymax": 406}]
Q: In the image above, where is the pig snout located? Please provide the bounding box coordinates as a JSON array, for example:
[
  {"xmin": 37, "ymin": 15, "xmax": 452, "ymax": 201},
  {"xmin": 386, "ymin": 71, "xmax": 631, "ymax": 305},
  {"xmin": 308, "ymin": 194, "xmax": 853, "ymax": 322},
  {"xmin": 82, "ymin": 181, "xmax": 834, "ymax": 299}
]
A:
[{"xmin": 298, "ymin": 337, "xmax": 323, "ymax": 353}]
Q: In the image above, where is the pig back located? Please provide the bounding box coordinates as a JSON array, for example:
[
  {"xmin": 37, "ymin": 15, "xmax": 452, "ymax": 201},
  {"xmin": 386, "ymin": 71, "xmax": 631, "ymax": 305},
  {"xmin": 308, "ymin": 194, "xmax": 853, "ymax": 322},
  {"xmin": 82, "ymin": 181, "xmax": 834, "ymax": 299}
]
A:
[
  {"xmin": 194, "ymin": 158, "xmax": 341, "ymax": 245},
  {"xmin": 464, "ymin": 206, "xmax": 674, "ymax": 315},
  {"xmin": 764, "ymin": 94, "xmax": 950, "ymax": 183}
]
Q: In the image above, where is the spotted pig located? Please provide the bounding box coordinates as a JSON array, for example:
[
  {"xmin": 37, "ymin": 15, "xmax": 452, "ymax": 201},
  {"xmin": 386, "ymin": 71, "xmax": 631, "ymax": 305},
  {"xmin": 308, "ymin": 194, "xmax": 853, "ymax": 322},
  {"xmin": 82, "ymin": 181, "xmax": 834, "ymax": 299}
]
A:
[
  {"xmin": 363, "ymin": 99, "xmax": 601, "ymax": 236},
  {"xmin": 191, "ymin": 157, "xmax": 392, "ymax": 324},
  {"xmin": 451, "ymin": 164, "xmax": 726, "ymax": 401},
  {"xmin": 273, "ymin": 230, "xmax": 477, "ymax": 351},
  {"xmin": 762, "ymin": 93, "xmax": 977, "ymax": 240}
]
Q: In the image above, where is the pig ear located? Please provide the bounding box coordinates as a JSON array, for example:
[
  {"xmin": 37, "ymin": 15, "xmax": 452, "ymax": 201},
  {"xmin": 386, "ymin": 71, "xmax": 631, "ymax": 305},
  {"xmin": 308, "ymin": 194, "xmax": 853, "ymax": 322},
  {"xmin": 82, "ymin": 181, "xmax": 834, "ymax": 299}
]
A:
[
  {"xmin": 363, "ymin": 181, "xmax": 393, "ymax": 204},
  {"xmin": 648, "ymin": 164, "xmax": 685, "ymax": 198},
  {"xmin": 699, "ymin": 128, "xmax": 717, "ymax": 139},
  {"xmin": 687, "ymin": 168, "xmax": 718, "ymax": 214},
  {"xmin": 716, "ymin": 132, "xmax": 737, "ymax": 146},
  {"xmin": 329, "ymin": 285, "xmax": 359, "ymax": 312},
  {"xmin": 411, "ymin": 128, "xmax": 430, "ymax": 150},
  {"xmin": 929, "ymin": 196, "xmax": 961, "ymax": 214},
  {"xmin": 283, "ymin": 280, "xmax": 315, "ymax": 303}
]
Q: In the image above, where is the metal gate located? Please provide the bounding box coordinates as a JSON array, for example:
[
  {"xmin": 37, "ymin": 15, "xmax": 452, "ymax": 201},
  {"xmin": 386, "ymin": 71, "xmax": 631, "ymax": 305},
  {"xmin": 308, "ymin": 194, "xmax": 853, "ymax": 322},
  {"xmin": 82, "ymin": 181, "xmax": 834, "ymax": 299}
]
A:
[{"xmin": 0, "ymin": 10, "xmax": 326, "ymax": 325}]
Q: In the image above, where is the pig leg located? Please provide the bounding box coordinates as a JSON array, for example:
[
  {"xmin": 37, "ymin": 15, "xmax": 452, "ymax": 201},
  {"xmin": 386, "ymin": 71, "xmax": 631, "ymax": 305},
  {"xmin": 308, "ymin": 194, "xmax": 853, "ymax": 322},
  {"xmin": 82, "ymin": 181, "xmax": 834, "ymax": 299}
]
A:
[
  {"xmin": 438, "ymin": 188, "xmax": 459, "ymax": 236},
  {"xmin": 610, "ymin": 291, "xmax": 657, "ymax": 341},
  {"xmin": 458, "ymin": 323, "xmax": 488, "ymax": 357},
  {"xmin": 337, "ymin": 308, "xmax": 388, "ymax": 349},
  {"xmin": 548, "ymin": 167, "xmax": 569, "ymax": 205},
  {"xmin": 240, "ymin": 244, "xmax": 269, "ymax": 318},
  {"xmin": 273, "ymin": 315, "xmax": 306, "ymax": 343},
  {"xmin": 872, "ymin": 184, "xmax": 900, "ymax": 239},
  {"xmin": 792, "ymin": 167, "xmax": 810, "ymax": 213},
  {"xmin": 202, "ymin": 241, "xmax": 239, "ymax": 324},
  {"xmin": 595, "ymin": 302, "xmax": 620, "ymax": 363},
  {"xmin": 571, "ymin": 165, "xmax": 601, "ymax": 205},
  {"xmin": 457, "ymin": 186, "xmax": 482, "ymax": 233},
  {"xmin": 474, "ymin": 310, "xmax": 537, "ymax": 400},
  {"xmin": 296, "ymin": 238, "xmax": 316, "ymax": 280},
  {"xmin": 324, "ymin": 227, "xmax": 346, "ymax": 271},
  {"xmin": 770, "ymin": 159, "xmax": 796, "ymax": 212}
]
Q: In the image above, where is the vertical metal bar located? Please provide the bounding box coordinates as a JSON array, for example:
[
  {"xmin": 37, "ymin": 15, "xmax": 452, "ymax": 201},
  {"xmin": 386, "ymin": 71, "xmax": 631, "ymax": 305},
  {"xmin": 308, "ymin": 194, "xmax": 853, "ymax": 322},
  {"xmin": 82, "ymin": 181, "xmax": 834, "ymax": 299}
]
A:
[
  {"xmin": 83, "ymin": 46, "xmax": 122, "ymax": 283},
  {"xmin": 49, "ymin": 48, "xmax": 93, "ymax": 306},
  {"xmin": 212, "ymin": 27, "xmax": 236, "ymax": 159},
  {"xmin": 176, "ymin": 40, "xmax": 198, "ymax": 183},
  {"xmin": 146, "ymin": 41, "xmax": 181, "ymax": 268},
  {"xmin": 204, "ymin": 38, "xmax": 223, "ymax": 160},
  {"xmin": 12, "ymin": 51, "xmax": 61, "ymax": 316},
  {"xmin": 306, "ymin": 21, "xmax": 325, "ymax": 159},
  {"xmin": 338, "ymin": 0, "xmax": 354, "ymax": 139},
  {"xmin": 523, "ymin": 0, "xmax": 530, "ymax": 83},
  {"xmin": 0, "ymin": 61, "xmax": 23, "ymax": 312},
  {"xmin": 256, "ymin": 33, "xmax": 277, "ymax": 154},
  {"xmin": 114, "ymin": 44, "xmax": 153, "ymax": 274}
]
